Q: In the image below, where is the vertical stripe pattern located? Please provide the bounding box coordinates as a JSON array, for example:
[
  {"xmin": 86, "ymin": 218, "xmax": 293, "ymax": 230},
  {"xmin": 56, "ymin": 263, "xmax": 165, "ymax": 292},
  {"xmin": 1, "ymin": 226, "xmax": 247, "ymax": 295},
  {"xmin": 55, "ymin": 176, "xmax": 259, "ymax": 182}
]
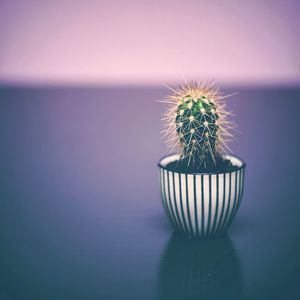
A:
[{"xmin": 159, "ymin": 156, "xmax": 246, "ymax": 238}]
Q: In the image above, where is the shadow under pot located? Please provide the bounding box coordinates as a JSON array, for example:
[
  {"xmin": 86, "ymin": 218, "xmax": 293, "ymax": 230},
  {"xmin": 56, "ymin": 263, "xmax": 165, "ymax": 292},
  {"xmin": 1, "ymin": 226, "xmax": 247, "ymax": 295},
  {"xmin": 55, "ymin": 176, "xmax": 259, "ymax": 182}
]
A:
[{"xmin": 158, "ymin": 154, "xmax": 246, "ymax": 238}]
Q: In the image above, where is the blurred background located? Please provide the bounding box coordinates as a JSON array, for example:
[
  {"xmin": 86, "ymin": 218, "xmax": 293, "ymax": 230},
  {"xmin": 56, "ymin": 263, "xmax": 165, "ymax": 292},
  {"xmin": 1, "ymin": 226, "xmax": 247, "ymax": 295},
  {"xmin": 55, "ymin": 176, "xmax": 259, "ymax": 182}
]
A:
[
  {"xmin": 1, "ymin": 1, "xmax": 300, "ymax": 299},
  {"xmin": 0, "ymin": 0, "xmax": 300, "ymax": 86}
]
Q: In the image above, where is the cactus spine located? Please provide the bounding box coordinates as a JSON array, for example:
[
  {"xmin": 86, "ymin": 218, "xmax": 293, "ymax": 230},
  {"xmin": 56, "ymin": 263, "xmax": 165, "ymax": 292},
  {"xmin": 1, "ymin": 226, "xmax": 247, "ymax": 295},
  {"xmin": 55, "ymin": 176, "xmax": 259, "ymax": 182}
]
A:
[{"xmin": 162, "ymin": 82, "xmax": 234, "ymax": 170}]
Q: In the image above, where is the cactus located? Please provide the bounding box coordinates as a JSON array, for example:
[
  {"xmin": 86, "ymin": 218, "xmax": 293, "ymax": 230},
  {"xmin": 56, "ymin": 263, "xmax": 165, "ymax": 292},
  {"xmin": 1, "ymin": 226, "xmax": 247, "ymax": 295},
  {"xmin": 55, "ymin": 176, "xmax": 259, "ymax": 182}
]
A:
[{"xmin": 162, "ymin": 82, "xmax": 234, "ymax": 171}]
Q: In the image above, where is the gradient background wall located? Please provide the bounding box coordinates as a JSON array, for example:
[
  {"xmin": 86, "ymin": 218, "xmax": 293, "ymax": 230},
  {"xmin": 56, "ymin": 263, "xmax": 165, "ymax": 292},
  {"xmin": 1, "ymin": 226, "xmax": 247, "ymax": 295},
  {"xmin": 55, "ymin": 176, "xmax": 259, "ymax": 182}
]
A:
[{"xmin": 0, "ymin": 0, "xmax": 300, "ymax": 86}]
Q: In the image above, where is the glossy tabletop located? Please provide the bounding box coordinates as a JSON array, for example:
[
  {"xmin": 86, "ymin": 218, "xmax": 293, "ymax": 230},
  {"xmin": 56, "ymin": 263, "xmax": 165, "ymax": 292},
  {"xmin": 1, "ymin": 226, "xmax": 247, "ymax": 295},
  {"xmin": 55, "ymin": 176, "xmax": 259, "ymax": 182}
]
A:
[{"xmin": 0, "ymin": 85, "xmax": 300, "ymax": 299}]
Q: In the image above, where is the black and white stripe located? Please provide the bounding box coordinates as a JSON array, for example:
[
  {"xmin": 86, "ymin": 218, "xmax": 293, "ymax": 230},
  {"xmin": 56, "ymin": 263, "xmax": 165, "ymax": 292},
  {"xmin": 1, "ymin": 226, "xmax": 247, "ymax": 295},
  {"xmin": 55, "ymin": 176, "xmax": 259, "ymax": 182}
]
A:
[{"xmin": 158, "ymin": 154, "xmax": 246, "ymax": 238}]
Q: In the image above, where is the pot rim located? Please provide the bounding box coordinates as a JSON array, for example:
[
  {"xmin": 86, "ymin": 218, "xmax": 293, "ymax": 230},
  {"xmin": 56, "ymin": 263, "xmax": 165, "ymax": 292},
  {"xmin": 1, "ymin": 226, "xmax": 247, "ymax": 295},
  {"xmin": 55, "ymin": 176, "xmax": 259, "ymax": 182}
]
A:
[{"xmin": 158, "ymin": 153, "xmax": 246, "ymax": 175}]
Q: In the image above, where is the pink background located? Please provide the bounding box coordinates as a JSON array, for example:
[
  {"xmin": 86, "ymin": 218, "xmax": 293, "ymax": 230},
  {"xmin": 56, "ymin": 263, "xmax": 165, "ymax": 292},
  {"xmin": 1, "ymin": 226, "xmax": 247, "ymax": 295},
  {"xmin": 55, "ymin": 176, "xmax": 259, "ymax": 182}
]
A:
[{"xmin": 0, "ymin": 0, "xmax": 299, "ymax": 85}]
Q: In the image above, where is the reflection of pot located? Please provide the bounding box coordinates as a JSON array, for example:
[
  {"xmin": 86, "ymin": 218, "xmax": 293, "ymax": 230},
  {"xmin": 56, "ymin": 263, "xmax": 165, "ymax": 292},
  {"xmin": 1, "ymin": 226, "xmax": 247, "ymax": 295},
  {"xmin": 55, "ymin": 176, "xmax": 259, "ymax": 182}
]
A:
[
  {"xmin": 158, "ymin": 234, "xmax": 242, "ymax": 300},
  {"xmin": 158, "ymin": 154, "xmax": 246, "ymax": 238}
]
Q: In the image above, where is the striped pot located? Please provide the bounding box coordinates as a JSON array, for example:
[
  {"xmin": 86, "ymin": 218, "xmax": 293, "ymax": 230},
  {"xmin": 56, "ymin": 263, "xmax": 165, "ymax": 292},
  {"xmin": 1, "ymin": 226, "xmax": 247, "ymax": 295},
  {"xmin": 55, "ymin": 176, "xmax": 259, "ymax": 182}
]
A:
[{"xmin": 158, "ymin": 154, "xmax": 246, "ymax": 238}]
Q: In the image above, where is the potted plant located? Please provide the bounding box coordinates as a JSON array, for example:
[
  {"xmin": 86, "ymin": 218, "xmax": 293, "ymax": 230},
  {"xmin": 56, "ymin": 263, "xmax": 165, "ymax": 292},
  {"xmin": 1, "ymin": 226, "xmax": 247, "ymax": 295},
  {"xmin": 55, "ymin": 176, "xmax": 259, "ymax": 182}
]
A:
[{"xmin": 158, "ymin": 82, "xmax": 246, "ymax": 238}]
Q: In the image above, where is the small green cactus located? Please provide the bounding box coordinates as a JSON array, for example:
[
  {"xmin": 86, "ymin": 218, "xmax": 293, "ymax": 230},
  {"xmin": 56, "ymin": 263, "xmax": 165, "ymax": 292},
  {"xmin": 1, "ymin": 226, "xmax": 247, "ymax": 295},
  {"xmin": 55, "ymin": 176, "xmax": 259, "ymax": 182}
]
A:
[{"xmin": 162, "ymin": 82, "xmax": 234, "ymax": 171}]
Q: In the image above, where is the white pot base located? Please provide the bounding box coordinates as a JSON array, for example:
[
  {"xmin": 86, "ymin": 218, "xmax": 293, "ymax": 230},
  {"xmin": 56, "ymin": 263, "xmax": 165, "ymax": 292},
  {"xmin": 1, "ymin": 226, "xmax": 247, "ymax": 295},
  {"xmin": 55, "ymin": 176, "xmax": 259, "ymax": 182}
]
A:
[{"xmin": 158, "ymin": 154, "xmax": 246, "ymax": 238}]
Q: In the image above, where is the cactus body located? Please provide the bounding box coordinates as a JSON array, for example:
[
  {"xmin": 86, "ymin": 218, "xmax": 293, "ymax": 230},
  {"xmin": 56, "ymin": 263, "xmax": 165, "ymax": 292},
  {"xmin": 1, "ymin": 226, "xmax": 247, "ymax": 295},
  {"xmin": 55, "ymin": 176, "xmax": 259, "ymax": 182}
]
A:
[
  {"xmin": 175, "ymin": 95, "xmax": 218, "ymax": 167},
  {"xmin": 162, "ymin": 82, "xmax": 233, "ymax": 170}
]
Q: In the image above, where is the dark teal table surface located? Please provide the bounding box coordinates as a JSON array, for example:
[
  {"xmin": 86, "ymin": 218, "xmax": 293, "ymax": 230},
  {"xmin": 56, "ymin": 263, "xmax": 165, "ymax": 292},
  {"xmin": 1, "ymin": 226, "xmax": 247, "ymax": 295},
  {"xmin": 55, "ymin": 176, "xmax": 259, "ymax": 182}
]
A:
[{"xmin": 0, "ymin": 85, "xmax": 300, "ymax": 300}]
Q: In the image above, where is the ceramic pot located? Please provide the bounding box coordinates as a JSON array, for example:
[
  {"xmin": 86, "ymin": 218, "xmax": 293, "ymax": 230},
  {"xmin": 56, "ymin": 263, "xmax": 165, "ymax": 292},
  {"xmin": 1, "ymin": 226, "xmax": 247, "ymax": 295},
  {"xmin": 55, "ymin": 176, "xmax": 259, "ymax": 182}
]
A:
[{"xmin": 158, "ymin": 154, "xmax": 246, "ymax": 238}]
